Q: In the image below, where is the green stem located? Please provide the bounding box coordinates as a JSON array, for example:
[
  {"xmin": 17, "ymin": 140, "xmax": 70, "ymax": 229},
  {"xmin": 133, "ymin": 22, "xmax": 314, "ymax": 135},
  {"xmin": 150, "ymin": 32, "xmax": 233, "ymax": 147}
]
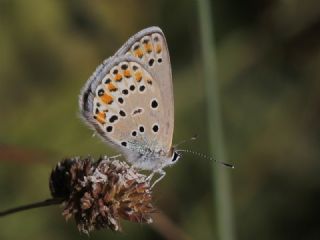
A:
[
  {"xmin": 196, "ymin": 0, "xmax": 235, "ymax": 239},
  {"xmin": 0, "ymin": 198, "xmax": 63, "ymax": 217}
]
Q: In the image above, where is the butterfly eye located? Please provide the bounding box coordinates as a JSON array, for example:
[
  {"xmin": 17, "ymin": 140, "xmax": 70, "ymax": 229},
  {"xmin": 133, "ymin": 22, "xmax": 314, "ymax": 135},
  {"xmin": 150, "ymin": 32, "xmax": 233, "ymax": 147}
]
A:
[{"xmin": 172, "ymin": 152, "xmax": 180, "ymax": 162}]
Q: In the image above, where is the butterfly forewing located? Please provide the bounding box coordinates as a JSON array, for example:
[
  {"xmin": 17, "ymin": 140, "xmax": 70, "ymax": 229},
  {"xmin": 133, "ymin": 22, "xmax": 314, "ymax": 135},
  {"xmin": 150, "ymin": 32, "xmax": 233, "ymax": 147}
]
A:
[{"xmin": 115, "ymin": 27, "xmax": 174, "ymax": 150}]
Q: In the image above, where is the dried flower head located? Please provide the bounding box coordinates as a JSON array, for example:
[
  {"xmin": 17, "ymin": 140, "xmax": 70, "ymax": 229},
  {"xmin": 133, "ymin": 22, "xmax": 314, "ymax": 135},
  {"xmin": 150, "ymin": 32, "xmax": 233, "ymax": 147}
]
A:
[{"xmin": 49, "ymin": 156, "xmax": 155, "ymax": 234}]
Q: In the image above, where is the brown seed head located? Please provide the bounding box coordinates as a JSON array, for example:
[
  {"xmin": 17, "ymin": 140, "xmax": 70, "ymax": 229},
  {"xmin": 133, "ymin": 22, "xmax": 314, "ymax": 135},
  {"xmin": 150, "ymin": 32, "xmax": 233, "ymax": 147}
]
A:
[{"xmin": 49, "ymin": 156, "xmax": 155, "ymax": 234}]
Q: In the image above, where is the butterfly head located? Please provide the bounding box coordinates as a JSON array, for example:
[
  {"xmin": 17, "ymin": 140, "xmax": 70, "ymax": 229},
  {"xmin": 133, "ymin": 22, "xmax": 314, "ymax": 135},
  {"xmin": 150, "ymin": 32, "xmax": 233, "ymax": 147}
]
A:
[{"xmin": 166, "ymin": 147, "xmax": 181, "ymax": 166}]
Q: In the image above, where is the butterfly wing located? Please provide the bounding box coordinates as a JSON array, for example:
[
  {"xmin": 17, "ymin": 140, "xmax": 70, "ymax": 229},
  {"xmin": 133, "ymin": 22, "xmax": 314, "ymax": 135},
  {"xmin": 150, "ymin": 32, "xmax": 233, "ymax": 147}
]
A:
[{"xmin": 80, "ymin": 27, "xmax": 174, "ymax": 170}]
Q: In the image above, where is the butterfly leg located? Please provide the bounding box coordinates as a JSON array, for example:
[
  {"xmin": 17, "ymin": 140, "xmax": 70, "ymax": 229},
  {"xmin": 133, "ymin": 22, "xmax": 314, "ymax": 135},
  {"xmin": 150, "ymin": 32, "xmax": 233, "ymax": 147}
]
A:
[
  {"xmin": 146, "ymin": 172, "xmax": 155, "ymax": 183},
  {"xmin": 108, "ymin": 154, "xmax": 122, "ymax": 160},
  {"xmin": 150, "ymin": 169, "xmax": 166, "ymax": 189}
]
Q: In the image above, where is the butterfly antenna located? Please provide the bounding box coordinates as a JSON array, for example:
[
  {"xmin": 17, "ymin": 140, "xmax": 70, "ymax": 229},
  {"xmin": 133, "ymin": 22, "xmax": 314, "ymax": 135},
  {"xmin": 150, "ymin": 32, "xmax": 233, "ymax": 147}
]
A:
[
  {"xmin": 176, "ymin": 149, "xmax": 234, "ymax": 168},
  {"xmin": 174, "ymin": 134, "xmax": 198, "ymax": 148},
  {"xmin": 0, "ymin": 198, "xmax": 63, "ymax": 217}
]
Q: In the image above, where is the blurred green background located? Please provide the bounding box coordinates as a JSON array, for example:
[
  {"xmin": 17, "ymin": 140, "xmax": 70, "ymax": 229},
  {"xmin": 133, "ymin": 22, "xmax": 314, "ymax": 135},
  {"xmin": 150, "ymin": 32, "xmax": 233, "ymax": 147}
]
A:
[{"xmin": 1, "ymin": 0, "xmax": 320, "ymax": 239}]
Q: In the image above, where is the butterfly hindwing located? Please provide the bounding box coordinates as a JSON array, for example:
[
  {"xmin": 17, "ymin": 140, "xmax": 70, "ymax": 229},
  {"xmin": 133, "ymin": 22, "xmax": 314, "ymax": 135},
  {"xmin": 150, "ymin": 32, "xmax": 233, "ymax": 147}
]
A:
[{"xmin": 80, "ymin": 55, "xmax": 167, "ymax": 159}]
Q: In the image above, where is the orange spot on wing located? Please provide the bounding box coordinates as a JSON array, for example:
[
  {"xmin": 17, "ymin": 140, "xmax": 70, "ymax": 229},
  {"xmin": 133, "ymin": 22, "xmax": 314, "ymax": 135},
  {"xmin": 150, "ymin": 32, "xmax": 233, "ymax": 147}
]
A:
[
  {"xmin": 135, "ymin": 72, "xmax": 143, "ymax": 82},
  {"xmin": 95, "ymin": 112, "xmax": 106, "ymax": 124},
  {"xmin": 107, "ymin": 83, "xmax": 117, "ymax": 91},
  {"xmin": 156, "ymin": 44, "xmax": 162, "ymax": 53},
  {"xmin": 145, "ymin": 43, "xmax": 153, "ymax": 53},
  {"xmin": 124, "ymin": 69, "xmax": 131, "ymax": 78},
  {"xmin": 134, "ymin": 49, "xmax": 143, "ymax": 58},
  {"xmin": 101, "ymin": 93, "xmax": 113, "ymax": 104},
  {"xmin": 114, "ymin": 74, "xmax": 123, "ymax": 81}
]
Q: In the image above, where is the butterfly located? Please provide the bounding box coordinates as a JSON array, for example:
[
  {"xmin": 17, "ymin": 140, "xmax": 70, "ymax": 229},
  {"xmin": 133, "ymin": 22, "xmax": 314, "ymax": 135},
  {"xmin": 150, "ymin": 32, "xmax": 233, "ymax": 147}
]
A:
[{"xmin": 79, "ymin": 27, "xmax": 180, "ymax": 186}]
